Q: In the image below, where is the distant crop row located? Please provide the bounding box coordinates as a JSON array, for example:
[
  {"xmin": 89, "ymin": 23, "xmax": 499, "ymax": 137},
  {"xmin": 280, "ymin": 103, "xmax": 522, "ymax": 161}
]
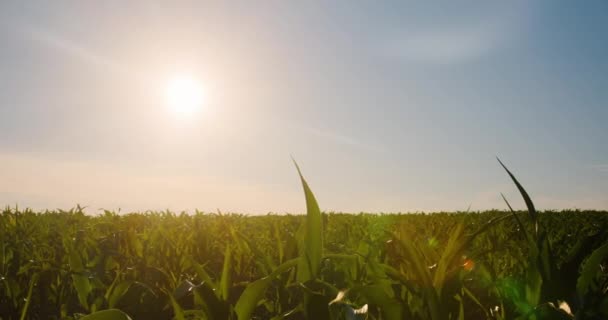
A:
[{"xmin": 0, "ymin": 160, "xmax": 607, "ymax": 319}]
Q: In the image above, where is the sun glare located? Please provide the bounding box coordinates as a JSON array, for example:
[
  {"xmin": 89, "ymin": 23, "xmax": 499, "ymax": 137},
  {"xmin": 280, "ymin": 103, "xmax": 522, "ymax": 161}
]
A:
[{"xmin": 165, "ymin": 75, "xmax": 205, "ymax": 116}]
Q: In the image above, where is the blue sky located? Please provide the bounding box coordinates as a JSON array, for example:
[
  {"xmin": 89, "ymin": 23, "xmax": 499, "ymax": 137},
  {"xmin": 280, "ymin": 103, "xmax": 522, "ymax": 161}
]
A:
[{"xmin": 0, "ymin": 1, "xmax": 607, "ymax": 213}]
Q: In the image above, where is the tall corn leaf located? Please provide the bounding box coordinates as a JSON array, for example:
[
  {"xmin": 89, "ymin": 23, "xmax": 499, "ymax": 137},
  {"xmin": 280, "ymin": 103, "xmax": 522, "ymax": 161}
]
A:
[
  {"xmin": 497, "ymin": 157, "xmax": 538, "ymax": 235},
  {"xmin": 293, "ymin": 160, "xmax": 323, "ymax": 283},
  {"xmin": 524, "ymin": 244, "xmax": 543, "ymax": 314},
  {"xmin": 219, "ymin": 244, "xmax": 232, "ymax": 301},
  {"xmin": 500, "ymin": 168, "xmax": 543, "ymax": 313}
]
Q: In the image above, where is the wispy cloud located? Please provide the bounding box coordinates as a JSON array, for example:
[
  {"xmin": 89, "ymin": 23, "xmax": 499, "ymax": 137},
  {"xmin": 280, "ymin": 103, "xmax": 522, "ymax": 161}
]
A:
[
  {"xmin": 300, "ymin": 126, "xmax": 386, "ymax": 153},
  {"xmin": 22, "ymin": 24, "xmax": 119, "ymax": 71},
  {"xmin": 17, "ymin": 22, "xmax": 146, "ymax": 84},
  {"xmin": 382, "ymin": 26, "xmax": 496, "ymax": 64},
  {"xmin": 268, "ymin": 113, "xmax": 386, "ymax": 153},
  {"xmin": 378, "ymin": 3, "xmax": 530, "ymax": 64}
]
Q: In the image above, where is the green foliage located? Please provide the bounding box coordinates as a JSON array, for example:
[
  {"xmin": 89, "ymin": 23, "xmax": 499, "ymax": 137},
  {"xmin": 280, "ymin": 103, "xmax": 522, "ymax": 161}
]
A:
[
  {"xmin": 294, "ymin": 160, "xmax": 324, "ymax": 284},
  {"xmin": 0, "ymin": 162, "xmax": 607, "ymax": 319},
  {"xmin": 498, "ymin": 158, "xmax": 608, "ymax": 319},
  {"xmin": 235, "ymin": 258, "xmax": 298, "ymax": 320}
]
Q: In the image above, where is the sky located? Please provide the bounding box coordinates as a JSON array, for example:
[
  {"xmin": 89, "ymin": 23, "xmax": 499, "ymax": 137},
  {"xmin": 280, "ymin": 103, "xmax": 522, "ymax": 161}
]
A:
[{"xmin": 0, "ymin": 1, "xmax": 607, "ymax": 214}]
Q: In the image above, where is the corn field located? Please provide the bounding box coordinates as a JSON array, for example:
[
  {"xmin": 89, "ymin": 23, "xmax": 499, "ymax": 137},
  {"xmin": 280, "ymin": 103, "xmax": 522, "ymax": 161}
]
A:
[{"xmin": 1, "ymin": 162, "xmax": 607, "ymax": 319}]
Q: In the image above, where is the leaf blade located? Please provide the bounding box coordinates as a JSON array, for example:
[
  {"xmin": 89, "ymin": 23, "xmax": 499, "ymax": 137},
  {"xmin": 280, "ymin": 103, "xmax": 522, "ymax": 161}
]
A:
[{"xmin": 293, "ymin": 160, "xmax": 323, "ymax": 283}]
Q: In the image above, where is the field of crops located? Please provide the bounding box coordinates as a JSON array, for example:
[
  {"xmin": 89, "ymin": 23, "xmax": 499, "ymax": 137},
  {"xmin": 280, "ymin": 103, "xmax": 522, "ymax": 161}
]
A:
[{"xmin": 1, "ymin": 165, "xmax": 608, "ymax": 320}]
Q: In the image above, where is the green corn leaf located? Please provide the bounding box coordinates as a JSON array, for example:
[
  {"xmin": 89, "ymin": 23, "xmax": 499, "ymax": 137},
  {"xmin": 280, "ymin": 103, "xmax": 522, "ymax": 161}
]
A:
[
  {"xmin": 19, "ymin": 273, "xmax": 38, "ymax": 320},
  {"xmin": 219, "ymin": 244, "xmax": 232, "ymax": 301},
  {"xmin": 190, "ymin": 259, "xmax": 218, "ymax": 293},
  {"xmin": 273, "ymin": 221, "xmax": 285, "ymax": 264},
  {"xmin": 192, "ymin": 283, "xmax": 227, "ymax": 319},
  {"xmin": 293, "ymin": 160, "xmax": 323, "ymax": 283},
  {"xmin": 497, "ymin": 157, "xmax": 538, "ymax": 234},
  {"xmin": 455, "ymin": 294, "xmax": 465, "ymax": 320},
  {"xmin": 502, "ymin": 193, "xmax": 538, "ymax": 253},
  {"xmin": 538, "ymin": 232, "xmax": 559, "ymax": 297},
  {"xmin": 69, "ymin": 250, "xmax": 92, "ymax": 310},
  {"xmin": 79, "ymin": 309, "xmax": 133, "ymax": 320},
  {"xmin": 577, "ymin": 241, "xmax": 608, "ymax": 297},
  {"xmin": 561, "ymin": 233, "xmax": 603, "ymax": 295},
  {"xmin": 167, "ymin": 290, "xmax": 186, "ymax": 320},
  {"xmin": 499, "ymin": 168, "xmax": 548, "ymax": 310},
  {"xmin": 103, "ymin": 270, "xmax": 121, "ymax": 303},
  {"xmin": 525, "ymin": 244, "xmax": 543, "ymax": 311},
  {"xmin": 108, "ymin": 280, "xmax": 133, "ymax": 309},
  {"xmin": 235, "ymin": 258, "xmax": 299, "ymax": 320},
  {"xmin": 235, "ymin": 277, "xmax": 272, "ymax": 320}
]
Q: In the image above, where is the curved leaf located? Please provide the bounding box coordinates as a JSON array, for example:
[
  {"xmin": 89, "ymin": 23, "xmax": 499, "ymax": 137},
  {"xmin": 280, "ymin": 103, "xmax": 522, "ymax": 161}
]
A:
[
  {"xmin": 235, "ymin": 258, "xmax": 299, "ymax": 320},
  {"xmin": 577, "ymin": 241, "xmax": 608, "ymax": 297},
  {"xmin": 293, "ymin": 160, "xmax": 323, "ymax": 283},
  {"xmin": 497, "ymin": 157, "xmax": 538, "ymax": 234}
]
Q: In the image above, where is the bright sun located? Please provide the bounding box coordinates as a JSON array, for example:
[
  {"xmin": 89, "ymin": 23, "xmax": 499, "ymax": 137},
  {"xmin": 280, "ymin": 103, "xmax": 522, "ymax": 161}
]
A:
[{"xmin": 165, "ymin": 75, "xmax": 205, "ymax": 116}]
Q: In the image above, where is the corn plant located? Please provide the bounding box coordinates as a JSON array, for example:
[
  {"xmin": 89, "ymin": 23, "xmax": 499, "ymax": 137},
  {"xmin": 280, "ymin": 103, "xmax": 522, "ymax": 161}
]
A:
[{"xmin": 498, "ymin": 158, "xmax": 608, "ymax": 319}]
